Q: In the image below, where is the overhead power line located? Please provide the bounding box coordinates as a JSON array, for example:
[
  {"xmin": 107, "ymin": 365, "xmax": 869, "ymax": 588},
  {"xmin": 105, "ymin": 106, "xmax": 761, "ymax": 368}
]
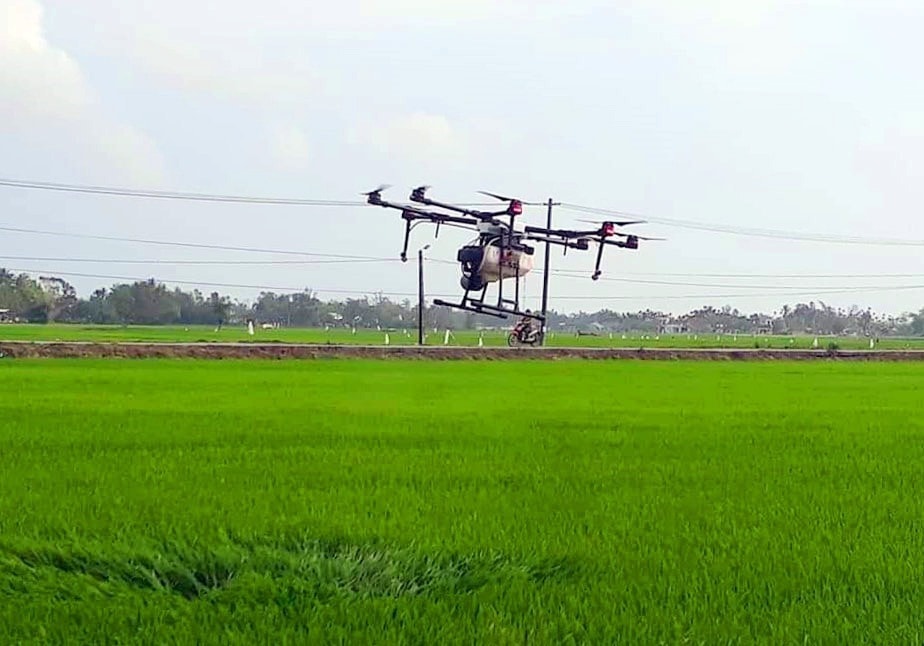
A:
[
  {"xmin": 2, "ymin": 251, "xmax": 918, "ymax": 291},
  {"xmin": 0, "ymin": 254, "xmax": 915, "ymax": 291},
  {"xmin": 4, "ymin": 220, "xmax": 924, "ymax": 291},
  {"xmin": 4, "ymin": 177, "xmax": 922, "ymax": 247},
  {"xmin": 561, "ymin": 203, "xmax": 924, "ymax": 247},
  {"xmin": 0, "ymin": 178, "xmax": 499, "ymax": 208},
  {"xmin": 0, "ymin": 224, "xmax": 399, "ymax": 260},
  {"xmin": 4, "ymin": 252, "xmax": 923, "ymax": 280},
  {"xmin": 1, "ymin": 268, "xmax": 455, "ymax": 299},
  {"xmin": 2, "ymin": 247, "xmax": 922, "ymax": 282},
  {"xmin": 0, "ymin": 254, "xmax": 901, "ymax": 291},
  {"xmin": 8, "ymin": 223, "xmax": 924, "ymax": 281},
  {"xmin": 6, "ymin": 267, "xmax": 924, "ymax": 303},
  {"xmin": 0, "ymin": 255, "xmax": 400, "ymax": 266},
  {"xmin": 550, "ymin": 269, "xmax": 924, "ymax": 279},
  {"xmin": 541, "ymin": 272, "xmax": 914, "ymax": 291},
  {"xmin": 0, "ymin": 178, "xmax": 364, "ymax": 206},
  {"xmin": 576, "ymin": 285, "xmax": 924, "ymax": 300},
  {"xmin": 2, "ymin": 176, "xmax": 921, "ymax": 247},
  {"xmin": 572, "ymin": 268, "xmax": 910, "ymax": 294}
]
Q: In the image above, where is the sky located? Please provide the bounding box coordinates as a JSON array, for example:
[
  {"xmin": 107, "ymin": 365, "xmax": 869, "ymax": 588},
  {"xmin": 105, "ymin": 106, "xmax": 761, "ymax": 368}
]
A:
[{"xmin": 1, "ymin": 0, "xmax": 923, "ymax": 316}]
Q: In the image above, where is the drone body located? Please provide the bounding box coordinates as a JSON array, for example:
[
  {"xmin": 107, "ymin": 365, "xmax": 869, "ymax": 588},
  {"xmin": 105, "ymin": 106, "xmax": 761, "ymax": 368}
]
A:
[
  {"xmin": 457, "ymin": 238, "xmax": 535, "ymax": 292},
  {"xmin": 364, "ymin": 185, "xmax": 656, "ymax": 328}
]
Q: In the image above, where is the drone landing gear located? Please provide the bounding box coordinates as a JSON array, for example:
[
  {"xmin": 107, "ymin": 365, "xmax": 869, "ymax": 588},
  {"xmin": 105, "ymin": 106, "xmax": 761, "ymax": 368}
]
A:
[
  {"xmin": 432, "ymin": 297, "xmax": 545, "ymax": 323},
  {"xmin": 433, "ymin": 299, "xmax": 505, "ymax": 320}
]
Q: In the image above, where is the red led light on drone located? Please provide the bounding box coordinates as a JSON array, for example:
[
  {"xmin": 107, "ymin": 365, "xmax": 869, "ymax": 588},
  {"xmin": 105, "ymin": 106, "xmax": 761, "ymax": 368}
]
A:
[
  {"xmin": 509, "ymin": 200, "xmax": 523, "ymax": 215},
  {"xmin": 602, "ymin": 222, "xmax": 616, "ymax": 236}
]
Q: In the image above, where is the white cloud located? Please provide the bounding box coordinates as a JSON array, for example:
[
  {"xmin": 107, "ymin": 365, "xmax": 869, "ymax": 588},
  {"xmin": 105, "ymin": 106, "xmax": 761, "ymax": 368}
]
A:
[
  {"xmin": 349, "ymin": 112, "xmax": 467, "ymax": 162},
  {"xmin": 629, "ymin": 0, "xmax": 802, "ymax": 75},
  {"xmin": 92, "ymin": 123, "xmax": 167, "ymax": 186},
  {"xmin": 355, "ymin": 0, "xmax": 529, "ymax": 23},
  {"xmin": 266, "ymin": 123, "xmax": 311, "ymax": 171},
  {"xmin": 0, "ymin": 0, "xmax": 91, "ymax": 123},
  {"xmin": 353, "ymin": 0, "xmax": 617, "ymax": 25},
  {"xmin": 131, "ymin": 33, "xmax": 316, "ymax": 108},
  {"xmin": 0, "ymin": 0, "xmax": 166, "ymax": 183}
]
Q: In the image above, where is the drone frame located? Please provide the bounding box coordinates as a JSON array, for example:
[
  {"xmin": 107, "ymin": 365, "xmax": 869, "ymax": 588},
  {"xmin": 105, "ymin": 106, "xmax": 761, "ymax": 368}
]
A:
[{"xmin": 365, "ymin": 185, "xmax": 652, "ymax": 328}]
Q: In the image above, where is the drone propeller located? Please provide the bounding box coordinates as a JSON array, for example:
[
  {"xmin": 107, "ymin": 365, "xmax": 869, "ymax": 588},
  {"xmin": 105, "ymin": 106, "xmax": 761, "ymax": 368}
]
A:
[
  {"xmin": 478, "ymin": 190, "xmax": 517, "ymax": 202},
  {"xmin": 612, "ymin": 232, "xmax": 665, "ymax": 241},
  {"xmin": 410, "ymin": 185, "xmax": 432, "ymax": 201},
  {"xmin": 362, "ymin": 184, "xmax": 392, "ymax": 196},
  {"xmin": 477, "ymin": 190, "xmax": 529, "ymax": 216},
  {"xmin": 577, "ymin": 218, "xmax": 647, "ymax": 227}
]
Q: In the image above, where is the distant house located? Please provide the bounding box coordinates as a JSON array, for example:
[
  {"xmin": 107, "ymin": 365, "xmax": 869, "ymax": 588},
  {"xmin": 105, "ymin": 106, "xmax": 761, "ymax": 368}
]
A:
[
  {"xmin": 754, "ymin": 317, "xmax": 774, "ymax": 335},
  {"xmin": 658, "ymin": 318, "xmax": 687, "ymax": 334},
  {"xmin": 0, "ymin": 309, "xmax": 10, "ymax": 322}
]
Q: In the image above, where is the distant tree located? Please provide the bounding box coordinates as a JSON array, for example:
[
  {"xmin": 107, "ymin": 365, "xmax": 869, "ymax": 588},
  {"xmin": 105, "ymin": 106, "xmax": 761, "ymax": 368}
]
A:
[
  {"xmin": 911, "ymin": 309, "xmax": 924, "ymax": 336},
  {"xmin": 208, "ymin": 292, "xmax": 231, "ymax": 326},
  {"xmin": 38, "ymin": 276, "xmax": 78, "ymax": 323},
  {"xmin": 1, "ymin": 267, "xmax": 921, "ymax": 337}
]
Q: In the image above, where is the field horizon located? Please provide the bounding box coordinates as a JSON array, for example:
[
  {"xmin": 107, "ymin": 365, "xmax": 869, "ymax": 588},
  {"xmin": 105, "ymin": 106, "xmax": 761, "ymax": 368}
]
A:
[{"xmin": 2, "ymin": 322, "xmax": 922, "ymax": 351}]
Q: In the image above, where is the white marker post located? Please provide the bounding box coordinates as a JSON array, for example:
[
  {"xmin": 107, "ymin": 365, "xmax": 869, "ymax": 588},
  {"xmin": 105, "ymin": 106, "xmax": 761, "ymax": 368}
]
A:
[
  {"xmin": 384, "ymin": 333, "xmax": 390, "ymax": 346},
  {"xmin": 813, "ymin": 337, "xmax": 819, "ymax": 349},
  {"xmin": 478, "ymin": 332, "xmax": 484, "ymax": 348},
  {"xmin": 247, "ymin": 320, "xmax": 255, "ymax": 336},
  {"xmin": 444, "ymin": 329, "xmax": 452, "ymax": 345}
]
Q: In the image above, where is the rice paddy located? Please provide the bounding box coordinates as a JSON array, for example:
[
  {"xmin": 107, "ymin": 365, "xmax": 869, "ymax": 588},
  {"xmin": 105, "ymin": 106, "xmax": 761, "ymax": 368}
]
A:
[{"xmin": 1, "ymin": 358, "xmax": 923, "ymax": 643}]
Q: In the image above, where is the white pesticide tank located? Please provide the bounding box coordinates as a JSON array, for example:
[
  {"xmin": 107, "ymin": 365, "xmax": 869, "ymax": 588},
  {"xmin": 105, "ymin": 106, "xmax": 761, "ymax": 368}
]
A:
[{"xmin": 479, "ymin": 246, "xmax": 534, "ymax": 283}]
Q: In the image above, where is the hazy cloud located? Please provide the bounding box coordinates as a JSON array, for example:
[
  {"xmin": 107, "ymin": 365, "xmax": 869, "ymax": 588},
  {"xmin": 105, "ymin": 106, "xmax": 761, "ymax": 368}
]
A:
[
  {"xmin": 0, "ymin": 0, "xmax": 91, "ymax": 123},
  {"xmin": 131, "ymin": 33, "xmax": 316, "ymax": 109},
  {"xmin": 266, "ymin": 123, "xmax": 311, "ymax": 171},
  {"xmin": 349, "ymin": 113, "xmax": 467, "ymax": 162},
  {"xmin": 0, "ymin": 0, "xmax": 166, "ymax": 183}
]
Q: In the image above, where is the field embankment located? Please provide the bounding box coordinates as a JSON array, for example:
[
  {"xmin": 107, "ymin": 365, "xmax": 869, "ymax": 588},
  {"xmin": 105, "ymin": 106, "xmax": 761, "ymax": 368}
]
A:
[{"xmin": 3, "ymin": 341, "xmax": 924, "ymax": 360}]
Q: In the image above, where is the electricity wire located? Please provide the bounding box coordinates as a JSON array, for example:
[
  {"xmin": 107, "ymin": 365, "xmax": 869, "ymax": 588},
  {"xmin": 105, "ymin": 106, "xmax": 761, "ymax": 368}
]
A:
[
  {"xmin": 561, "ymin": 203, "xmax": 924, "ymax": 247},
  {"xmin": 2, "ymin": 177, "xmax": 919, "ymax": 246},
  {"xmin": 5, "ymin": 267, "xmax": 924, "ymax": 303}
]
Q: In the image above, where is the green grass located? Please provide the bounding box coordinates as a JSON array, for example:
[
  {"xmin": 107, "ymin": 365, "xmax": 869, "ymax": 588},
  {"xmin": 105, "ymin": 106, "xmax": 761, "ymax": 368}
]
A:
[
  {"xmin": 2, "ymin": 322, "xmax": 922, "ymax": 349},
  {"xmin": 1, "ymin": 359, "xmax": 924, "ymax": 643}
]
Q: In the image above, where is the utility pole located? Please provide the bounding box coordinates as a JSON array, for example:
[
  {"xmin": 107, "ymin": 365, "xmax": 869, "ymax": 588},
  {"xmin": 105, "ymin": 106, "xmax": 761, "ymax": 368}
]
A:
[
  {"xmin": 418, "ymin": 244, "xmax": 429, "ymax": 345},
  {"xmin": 540, "ymin": 198, "xmax": 554, "ymax": 345}
]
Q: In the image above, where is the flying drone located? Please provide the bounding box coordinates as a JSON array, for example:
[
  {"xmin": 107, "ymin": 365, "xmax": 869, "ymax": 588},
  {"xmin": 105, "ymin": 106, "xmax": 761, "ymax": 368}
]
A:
[{"xmin": 364, "ymin": 185, "xmax": 659, "ymax": 328}]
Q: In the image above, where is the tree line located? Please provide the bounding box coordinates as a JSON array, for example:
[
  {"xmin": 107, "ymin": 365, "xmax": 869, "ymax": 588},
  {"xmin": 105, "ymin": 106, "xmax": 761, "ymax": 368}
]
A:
[{"xmin": 2, "ymin": 269, "xmax": 923, "ymax": 336}]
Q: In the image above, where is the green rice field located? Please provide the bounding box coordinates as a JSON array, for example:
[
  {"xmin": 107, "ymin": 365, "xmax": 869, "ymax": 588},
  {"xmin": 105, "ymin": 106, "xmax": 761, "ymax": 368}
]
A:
[
  {"xmin": 1, "ymin": 323, "xmax": 921, "ymax": 350},
  {"xmin": 1, "ymin": 358, "xmax": 923, "ymax": 643}
]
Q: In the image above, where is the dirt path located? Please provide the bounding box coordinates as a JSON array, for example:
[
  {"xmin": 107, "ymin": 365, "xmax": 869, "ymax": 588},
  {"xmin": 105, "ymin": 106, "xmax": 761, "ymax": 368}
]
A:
[{"xmin": 2, "ymin": 342, "xmax": 924, "ymax": 361}]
